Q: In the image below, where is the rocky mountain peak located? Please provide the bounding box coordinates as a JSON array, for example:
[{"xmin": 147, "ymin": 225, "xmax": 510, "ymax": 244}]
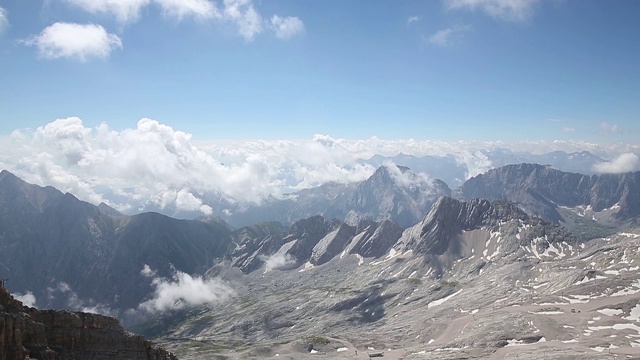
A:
[{"xmin": 398, "ymin": 196, "xmax": 530, "ymax": 255}]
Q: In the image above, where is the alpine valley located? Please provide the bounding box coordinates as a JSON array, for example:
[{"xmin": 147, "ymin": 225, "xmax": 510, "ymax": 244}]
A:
[{"xmin": 2, "ymin": 161, "xmax": 640, "ymax": 360}]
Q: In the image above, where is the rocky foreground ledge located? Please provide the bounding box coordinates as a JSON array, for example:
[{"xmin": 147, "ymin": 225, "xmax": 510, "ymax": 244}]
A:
[{"xmin": 0, "ymin": 286, "xmax": 177, "ymax": 360}]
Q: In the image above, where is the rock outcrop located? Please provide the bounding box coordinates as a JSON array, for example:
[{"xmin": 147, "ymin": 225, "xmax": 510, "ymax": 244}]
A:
[{"xmin": 0, "ymin": 286, "xmax": 177, "ymax": 360}]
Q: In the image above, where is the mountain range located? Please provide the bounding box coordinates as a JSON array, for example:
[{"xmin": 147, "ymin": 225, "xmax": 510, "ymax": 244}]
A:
[
  {"xmin": 128, "ymin": 149, "xmax": 609, "ymax": 223},
  {"xmin": 1, "ymin": 164, "xmax": 640, "ymax": 359}
]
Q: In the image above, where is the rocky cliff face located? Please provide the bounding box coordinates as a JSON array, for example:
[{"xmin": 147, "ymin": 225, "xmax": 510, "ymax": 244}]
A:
[
  {"xmin": 0, "ymin": 286, "xmax": 177, "ymax": 360},
  {"xmin": 455, "ymin": 163, "xmax": 640, "ymax": 223}
]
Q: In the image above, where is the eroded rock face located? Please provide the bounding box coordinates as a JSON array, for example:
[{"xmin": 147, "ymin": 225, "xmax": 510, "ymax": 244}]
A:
[{"xmin": 0, "ymin": 286, "xmax": 177, "ymax": 360}]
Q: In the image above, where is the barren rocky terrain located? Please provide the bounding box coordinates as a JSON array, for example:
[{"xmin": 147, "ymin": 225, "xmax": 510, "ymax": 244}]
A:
[{"xmin": 142, "ymin": 215, "xmax": 640, "ymax": 359}]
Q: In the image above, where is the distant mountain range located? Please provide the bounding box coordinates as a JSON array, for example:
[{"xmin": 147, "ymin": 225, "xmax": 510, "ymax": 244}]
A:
[
  {"xmin": 456, "ymin": 163, "xmax": 640, "ymax": 238},
  {"xmin": 129, "ymin": 149, "xmax": 608, "ymax": 222}
]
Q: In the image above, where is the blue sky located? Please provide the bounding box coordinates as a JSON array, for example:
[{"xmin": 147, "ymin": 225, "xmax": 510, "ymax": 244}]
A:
[{"xmin": 0, "ymin": 0, "xmax": 638, "ymax": 142}]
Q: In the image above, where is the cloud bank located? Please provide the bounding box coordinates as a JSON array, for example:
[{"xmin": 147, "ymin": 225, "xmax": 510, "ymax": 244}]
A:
[
  {"xmin": 22, "ymin": 22, "xmax": 122, "ymax": 61},
  {"xmin": 139, "ymin": 266, "xmax": 234, "ymax": 312},
  {"xmin": 1, "ymin": 117, "xmax": 638, "ymax": 216}
]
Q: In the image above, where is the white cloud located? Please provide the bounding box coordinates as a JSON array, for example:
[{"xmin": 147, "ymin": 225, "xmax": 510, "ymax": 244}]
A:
[
  {"xmin": 23, "ymin": 23, "xmax": 122, "ymax": 61},
  {"xmin": 592, "ymin": 153, "xmax": 639, "ymax": 174},
  {"xmin": 3, "ymin": 118, "xmax": 640, "ymax": 216},
  {"xmin": 44, "ymin": 281, "xmax": 115, "ymax": 316},
  {"xmin": 175, "ymin": 188, "xmax": 213, "ymax": 215},
  {"xmin": 154, "ymin": 0, "xmax": 219, "ymax": 20},
  {"xmin": 426, "ymin": 24, "xmax": 470, "ymax": 46},
  {"xmin": 455, "ymin": 150, "xmax": 493, "ymax": 179},
  {"xmin": 445, "ymin": 0, "xmax": 538, "ymax": 22},
  {"xmin": 63, "ymin": 0, "xmax": 151, "ymax": 24},
  {"xmin": 600, "ymin": 121, "xmax": 621, "ymax": 134},
  {"xmin": 261, "ymin": 253, "xmax": 295, "ymax": 271},
  {"xmin": 139, "ymin": 267, "xmax": 234, "ymax": 312},
  {"xmin": 222, "ymin": 0, "xmax": 263, "ymax": 41},
  {"xmin": 0, "ymin": 7, "xmax": 8, "ymax": 34},
  {"xmin": 383, "ymin": 161, "xmax": 435, "ymax": 189},
  {"xmin": 140, "ymin": 264, "xmax": 158, "ymax": 277},
  {"xmin": 407, "ymin": 16, "xmax": 420, "ymax": 25},
  {"xmin": 270, "ymin": 15, "xmax": 304, "ymax": 39},
  {"xmin": 13, "ymin": 291, "xmax": 37, "ymax": 307},
  {"xmin": 61, "ymin": 0, "xmax": 304, "ymax": 41}
]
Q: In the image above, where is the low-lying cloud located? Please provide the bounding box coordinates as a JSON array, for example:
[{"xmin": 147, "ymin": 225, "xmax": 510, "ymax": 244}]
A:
[
  {"xmin": 44, "ymin": 281, "xmax": 117, "ymax": 316},
  {"xmin": 13, "ymin": 291, "xmax": 37, "ymax": 307},
  {"xmin": 261, "ymin": 253, "xmax": 295, "ymax": 271},
  {"xmin": 139, "ymin": 265, "xmax": 234, "ymax": 312},
  {"xmin": 592, "ymin": 153, "xmax": 640, "ymax": 174}
]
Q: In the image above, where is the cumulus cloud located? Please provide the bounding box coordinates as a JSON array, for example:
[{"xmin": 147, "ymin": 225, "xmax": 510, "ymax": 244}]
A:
[
  {"xmin": 0, "ymin": 7, "xmax": 8, "ymax": 34},
  {"xmin": 174, "ymin": 188, "xmax": 213, "ymax": 215},
  {"xmin": 13, "ymin": 291, "xmax": 37, "ymax": 307},
  {"xmin": 592, "ymin": 153, "xmax": 639, "ymax": 174},
  {"xmin": 139, "ymin": 266, "xmax": 234, "ymax": 312},
  {"xmin": 22, "ymin": 22, "xmax": 122, "ymax": 61},
  {"xmin": 445, "ymin": 0, "xmax": 538, "ymax": 22},
  {"xmin": 426, "ymin": 24, "xmax": 470, "ymax": 46}
]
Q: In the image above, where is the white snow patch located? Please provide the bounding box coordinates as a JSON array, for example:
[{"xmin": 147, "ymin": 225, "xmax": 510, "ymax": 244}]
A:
[
  {"xmin": 624, "ymin": 304, "xmax": 640, "ymax": 321},
  {"xmin": 427, "ymin": 289, "xmax": 463, "ymax": 308},
  {"xmin": 596, "ymin": 309, "xmax": 623, "ymax": 316},
  {"xmin": 299, "ymin": 262, "xmax": 315, "ymax": 272}
]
